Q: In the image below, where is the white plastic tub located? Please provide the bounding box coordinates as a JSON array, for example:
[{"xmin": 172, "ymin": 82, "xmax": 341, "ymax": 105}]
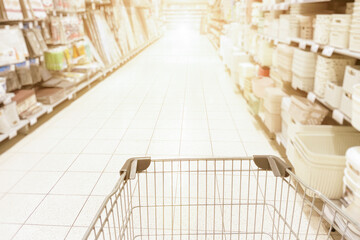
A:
[
  {"xmin": 343, "ymin": 66, "xmax": 360, "ymax": 93},
  {"xmin": 325, "ymin": 82, "xmax": 343, "ymax": 108},
  {"xmin": 340, "ymin": 91, "xmax": 353, "ymax": 118},
  {"xmin": 289, "ymin": 96, "xmax": 328, "ymax": 125},
  {"xmin": 264, "ymin": 87, "xmax": 287, "ymax": 114},
  {"xmin": 292, "ymin": 73, "xmax": 314, "ymax": 92},
  {"xmin": 289, "ymin": 131, "xmax": 360, "ymax": 198},
  {"xmin": 239, "ymin": 63, "xmax": 256, "ymax": 78},
  {"xmin": 252, "ymin": 77, "xmax": 274, "ymax": 99},
  {"xmin": 349, "ymin": 31, "xmax": 360, "ymax": 52},
  {"xmin": 264, "ymin": 110, "xmax": 281, "ymax": 133},
  {"xmin": 352, "ymin": 87, "xmax": 360, "ymax": 131},
  {"xmin": 330, "ymin": 30, "xmax": 350, "ymax": 49}
]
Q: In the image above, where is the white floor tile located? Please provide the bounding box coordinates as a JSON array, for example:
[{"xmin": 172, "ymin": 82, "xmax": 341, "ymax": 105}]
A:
[
  {"xmin": 82, "ymin": 139, "xmax": 120, "ymax": 154},
  {"xmin": 50, "ymin": 172, "xmax": 100, "ymax": 195},
  {"xmin": 51, "ymin": 139, "xmax": 90, "ymax": 154},
  {"xmin": 180, "ymin": 141, "xmax": 212, "ymax": 156},
  {"xmin": 122, "ymin": 128, "xmax": 154, "ymax": 140},
  {"xmin": 212, "ymin": 141, "xmax": 247, "ymax": 157},
  {"xmin": 0, "ymin": 224, "xmax": 21, "ymax": 240},
  {"xmin": 10, "ymin": 172, "xmax": 62, "ymax": 194},
  {"xmin": 91, "ymin": 173, "xmax": 119, "ymax": 196},
  {"xmin": 104, "ymin": 155, "xmax": 134, "ymax": 173},
  {"xmin": 0, "ymin": 153, "xmax": 45, "ymax": 171},
  {"xmin": 210, "ymin": 129, "xmax": 241, "ymax": 141},
  {"xmin": 26, "ymin": 195, "xmax": 87, "ymax": 226},
  {"xmin": 93, "ymin": 128, "xmax": 126, "ymax": 140},
  {"xmin": 114, "ymin": 140, "xmax": 149, "ymax": 155},
  {"xmin": 148, "ymin": 140, "xmax": 180, "ymax": 155},
  {"xmin": 73, "ymin": 196, "xmax": 104, "ymax": 227},
  {"xmin": 0, "ymin": 194, "xmax": 44, "ymax": 224},
  {"xmin": 152, "ymin": 128, "xmax": 181, "ymax": 141},
  {"xmin": 32, "ymin": 153, "xmax": 78, "ymax": 172},
  {"xmin": 0, "ymin": 171, "xmax": 26, "ymax": 193},
  {"xmin": 13, "ymin": 225, "xmax": 69, "ymax": 240},
  {"xmin": 181, "ymin": 128, "xmax": 210, "ymax": 141},
  {"xmin": 69, "ymin": 154, "xmax": 111, "ymax": 172}
]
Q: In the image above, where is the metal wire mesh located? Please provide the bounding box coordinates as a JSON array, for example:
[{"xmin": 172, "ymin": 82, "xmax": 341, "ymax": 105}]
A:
[{"xmin": 83, "ymin": 157, "xmax": 360, "ymax": 240}]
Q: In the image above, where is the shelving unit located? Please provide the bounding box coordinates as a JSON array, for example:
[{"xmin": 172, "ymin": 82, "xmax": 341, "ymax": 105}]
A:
[{"xmin": 0, "ymin": 0, "xmax": 163, "ymax": 144}]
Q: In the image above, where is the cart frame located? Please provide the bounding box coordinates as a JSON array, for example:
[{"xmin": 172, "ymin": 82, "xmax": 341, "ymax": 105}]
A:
[{"xmin": 83, "ymin": 155, "xmax": 360, "ymax": 240}]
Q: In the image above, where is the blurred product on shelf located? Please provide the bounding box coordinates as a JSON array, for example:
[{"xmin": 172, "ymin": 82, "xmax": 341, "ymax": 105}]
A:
[
  {"xmin": 314, "ymin": 54, "xmax": 356, "ymax": 98},
  {"xmin": 264, "ymin": 87, "xmax": 286, "ymax": 133},
  {"xmin": 35, "ymin": 87, "xmax": 65, "ymax": 104},
  {"xmin": 277, "ymin": 43, "xmax": 294, "ymax": 82},
  {"xmin": 353, "ymin": 84, "xmax": 360, "ymax": 131},
  {"xmin": 289, "ymin": 96, "xmax": 328, "ymax": 125},
  {"xmin": 287, "ymin": 129, "xmax": 360, "ymax": 199},
  {"xmin": 291, "ymin": 48, "xmax": 317, "ymax": 92},
  {"xmin": 252, "ymin": 76, "xmax": 274, "ymax": 99}
]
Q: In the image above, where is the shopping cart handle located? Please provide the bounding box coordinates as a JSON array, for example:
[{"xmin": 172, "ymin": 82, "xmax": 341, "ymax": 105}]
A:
[
  {"xmin": 120, "ymin": 157, "xmax": 151, "ymax": 180},
  {"xmin": 253, "ymin": 155, "xmax": 291, "ymax": 177}
]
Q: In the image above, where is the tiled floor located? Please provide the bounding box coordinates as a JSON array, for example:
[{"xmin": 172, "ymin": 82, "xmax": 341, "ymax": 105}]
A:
[{"xmin": 0, "ymin": 30, "xmax": 281, "ymax": 239}]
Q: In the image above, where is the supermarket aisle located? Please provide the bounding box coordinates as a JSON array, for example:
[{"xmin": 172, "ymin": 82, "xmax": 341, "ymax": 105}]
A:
[{"xmin": 0, "ymin": 30, "xmax": 280, "ymax": 239}]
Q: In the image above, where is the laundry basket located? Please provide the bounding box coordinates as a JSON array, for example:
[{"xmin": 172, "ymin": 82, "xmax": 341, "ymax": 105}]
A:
[
  {"xmin": 289, "ymin": 132, "xmax": 360, "ymax": 199},
  {"xmin": 83, "ymin": 156, "xmax": 360, "ymax": 240}
]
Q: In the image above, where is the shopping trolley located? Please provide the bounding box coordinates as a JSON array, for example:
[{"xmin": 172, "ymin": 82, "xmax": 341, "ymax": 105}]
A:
[{"xmin": 83, "ymin": 156, "xmax": 360, "ymax": 240}]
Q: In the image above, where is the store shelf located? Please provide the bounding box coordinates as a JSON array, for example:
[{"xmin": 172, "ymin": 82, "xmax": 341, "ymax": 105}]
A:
[
  {"xmin": 0, "ymin": 34, "xmax": 162, "ymax": 144},
  {"xmin": 25, "ymin": 104, "xmax": 47, "ymax": 126},
  {"xmin": 307, "ymin": 92, "xmax": 352, "ymax": 125},
  {"xmin": 258, "ymin": 34, "xmax": 360, "ymax": 60},
  {"xmin": 0, "ymin": 120, "xmax": 28, "ymax": 142},
  {"xmin": 261, "ymin": 0, "xmax": 330, "ymax": 11}
]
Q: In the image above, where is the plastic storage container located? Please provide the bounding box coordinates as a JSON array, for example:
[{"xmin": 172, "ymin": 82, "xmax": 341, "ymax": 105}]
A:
[
  {"xmin": 352, "ymin": 84, "xmax": 360, "ymax": 131},
  {"xmin": 252, "ymin": 77, "xmax": 274, "ymax": 98},
  {"xmin": 325, "ymin": 82, "xmax": 343, "ymax": 108},
  {"xmin": 340, "ymin": 91, "xmax": 353, "ymax": 118},
  {"xmin": 239, "ymin": 63, "xmax": 256, "ymax": 78},
  {"xmin": 343, "ymin": 66, "xmax": 360, "ymax": 94},
  {"xmin": 264, "ymin": 87, "xmax": 287, "ymax": 114},
  {"xmin": 288, "ymin": 131, "xmax": 360, "ymax": 198},
  {"xmin": 288, "ymin": 96, "xmax": 328, "ymax": 125},
  {"xmin": 313, "ymin": 14, "xmax": 332, "ymax": 45},
  {"xmin": 264, "ymin": 110, "xmax": 282, "ymax": 133}
]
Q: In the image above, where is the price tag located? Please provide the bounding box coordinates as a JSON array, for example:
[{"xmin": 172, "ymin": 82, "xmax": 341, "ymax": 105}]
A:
[
  {"xmin": 25, "ymin": 60, "xmax": 30, "ymax": 67},
  {"xmin": 286, "ymin": 37, "xmax": 291, "ymax": 44},
  {"xmin": 311, "ymin": 44, "xmax": 319, "ymax": 53},
  {"xmin": 47, "ymin": 106, "xmax": 53, "ymax": 114},
  {"xmin": 307, "ymin": 92, "xmax": 316, "ymax": 103},
  {"xmin": 299, "ymin": 41, "xmax": 306, "ymax": 49},
  {"xmin": 35, "ymin": 58, "xmax": 39, "ymax": 64},
  {"xmin": 10, "ymin": 65, "xmax": 15, "ymax": 71},
  {"xmin": 274, "ymin": 39, "xmax": 279, "ymax": 45},
  {"xmin": 5, "ymin": 25, "xmax": 10, "ymax": 30},
  {"xmin": 67, "ymin": 94, "xmax": 73, "ymax": 100},
  {"xmin": 322, "ymin": 46, "xmax": 335, "ymax": 57},
  {"xmin": 29, "ymin": 117, "xmax": 37, "ymax": 126},
  {"xmin": 34, "ymin": 20, "xmax": 38, "ymax": 26},
  {"xmin": 40, "ymin": 56, "xmax": 44, "ymax": 62},
  {"xmin": 18, "ymin": 22, "xmax": 24, "ymax": 29},
  {"xmin": 29, "ymin": 22, "xmax": 33, "ymax": 29},
  {"xmin": 333, "ymin": 110, "xmax": 344, "ymax": 125},
  {"xmin": 8, "ymin": 130, "xmax": 17, "ymax": 139},
  {"xmin": 53, "ymin": 10, "xmax": 56, "ymax": 16},
  {"xmin": 60, "ymin": 13, "xmax": 63, "ymax": 18},
  {"xmin": 41, "ymin": 21, "xmax": 45, "ymax": 28},
  {"xmin": 92, "ymin": 3, "xmax": 96, "ymax": 10}
]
